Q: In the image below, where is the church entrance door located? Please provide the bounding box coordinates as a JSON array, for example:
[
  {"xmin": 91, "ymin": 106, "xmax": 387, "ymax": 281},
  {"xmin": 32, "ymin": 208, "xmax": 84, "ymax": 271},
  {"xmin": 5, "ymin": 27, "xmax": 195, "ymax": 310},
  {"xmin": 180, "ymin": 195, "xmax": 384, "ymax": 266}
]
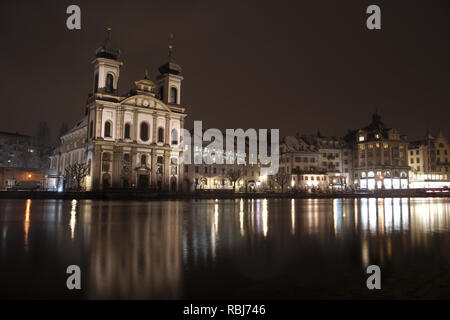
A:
[{"xmin": 138, "ymin": 175, "xmax": 149, "ymax": 189}]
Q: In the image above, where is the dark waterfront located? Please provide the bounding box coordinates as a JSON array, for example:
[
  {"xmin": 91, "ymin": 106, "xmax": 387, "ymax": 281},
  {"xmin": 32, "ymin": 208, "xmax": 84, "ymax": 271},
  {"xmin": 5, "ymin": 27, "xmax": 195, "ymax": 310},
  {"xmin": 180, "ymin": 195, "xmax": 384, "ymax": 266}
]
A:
[{"xmin": 1, "ymin": 198, "xmax": 450, "ymax": 299}]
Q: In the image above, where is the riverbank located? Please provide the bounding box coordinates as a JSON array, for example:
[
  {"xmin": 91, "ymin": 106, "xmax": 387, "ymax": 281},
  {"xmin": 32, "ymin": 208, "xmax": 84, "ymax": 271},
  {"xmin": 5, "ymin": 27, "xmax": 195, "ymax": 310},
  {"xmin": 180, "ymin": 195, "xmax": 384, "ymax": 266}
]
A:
[{"xmin": 0, "ymin": 189, "xmax": 448, "ymax": 200}]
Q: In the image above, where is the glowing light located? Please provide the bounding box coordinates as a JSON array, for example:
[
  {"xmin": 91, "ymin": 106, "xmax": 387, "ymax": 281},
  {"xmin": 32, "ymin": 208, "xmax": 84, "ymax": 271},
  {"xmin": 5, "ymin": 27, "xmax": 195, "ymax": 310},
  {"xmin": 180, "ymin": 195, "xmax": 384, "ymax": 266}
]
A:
[
  {"xmin": 24, "ymin": 199, "xmax": 31, "ymax": 252},
  {"xmin": 262, "ymin": 199, "xmax": 268, "ymax": 237},
  {"xmin": 27, "ymin": 174, "xmax": 32, "ymax": 179},
  {"xmin": 70, "ymin": 199, "xmax": 77, "ymax": 240},
  {"xmin": 214, "ymin": 202, "xmax": 219, "ymax": 235},
  {"xmin": 239, "ymin": 199, "xmax": 244, "ymax": 236},
  {"xmin": 291, "ymin": 199, "xmax": 295, "ymax": 235}
]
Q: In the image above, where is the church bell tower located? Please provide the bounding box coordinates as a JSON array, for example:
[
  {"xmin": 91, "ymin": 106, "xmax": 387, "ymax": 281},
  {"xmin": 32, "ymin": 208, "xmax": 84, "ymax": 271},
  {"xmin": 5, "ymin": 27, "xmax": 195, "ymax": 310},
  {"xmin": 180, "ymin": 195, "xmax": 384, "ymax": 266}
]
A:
[
  {"xmin": 92, "ymin": 28, "xmax": 123, "ymax": 96},
  {"xmin": 157, "ymin": 34, "xmax": 183, "ymax": 105}
]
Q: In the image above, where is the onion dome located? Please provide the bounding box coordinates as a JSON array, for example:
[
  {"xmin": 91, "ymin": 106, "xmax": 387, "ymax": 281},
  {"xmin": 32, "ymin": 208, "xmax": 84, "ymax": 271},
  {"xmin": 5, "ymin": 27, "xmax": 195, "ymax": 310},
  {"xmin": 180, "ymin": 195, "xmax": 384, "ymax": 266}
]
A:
[
  {"xmin": 158, "ymin": 33, "xmax": 182, "ymax": 75},
  {"xmin": 95, "ymin": 28, "xmax": 120, "ymax": 60}
]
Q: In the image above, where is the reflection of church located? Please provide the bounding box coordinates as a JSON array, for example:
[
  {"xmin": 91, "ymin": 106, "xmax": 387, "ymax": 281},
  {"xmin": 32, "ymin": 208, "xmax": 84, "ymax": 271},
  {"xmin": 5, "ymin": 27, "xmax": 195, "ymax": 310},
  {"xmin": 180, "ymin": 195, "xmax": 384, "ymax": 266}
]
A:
[
  {"xmin": 88, "ymin": 202, "xmax": 183, "ymax": 299},
  {"xmin": 51, "ymin": 32, "xmax": 186, "ymax": 191}
]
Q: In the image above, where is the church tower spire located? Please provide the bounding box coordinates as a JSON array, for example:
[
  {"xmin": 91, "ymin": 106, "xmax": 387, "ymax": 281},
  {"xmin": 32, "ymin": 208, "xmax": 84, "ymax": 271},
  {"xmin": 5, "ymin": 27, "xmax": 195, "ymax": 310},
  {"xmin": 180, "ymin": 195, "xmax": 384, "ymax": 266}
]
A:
[
  {"xmin": 92, "ymin": 28, "xmax": 123, "ymax": 95},
  {"xmin": 157, "ymin": 33, "xmax": 183, "ymax": 105}
]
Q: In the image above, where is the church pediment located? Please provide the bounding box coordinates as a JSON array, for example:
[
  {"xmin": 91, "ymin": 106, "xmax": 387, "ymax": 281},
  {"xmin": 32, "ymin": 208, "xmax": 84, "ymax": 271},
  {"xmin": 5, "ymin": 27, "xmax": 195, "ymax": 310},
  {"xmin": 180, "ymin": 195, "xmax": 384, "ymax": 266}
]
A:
[{"xmin": 121, "ymin": 95, "xmax": 171, "ymax": 112}]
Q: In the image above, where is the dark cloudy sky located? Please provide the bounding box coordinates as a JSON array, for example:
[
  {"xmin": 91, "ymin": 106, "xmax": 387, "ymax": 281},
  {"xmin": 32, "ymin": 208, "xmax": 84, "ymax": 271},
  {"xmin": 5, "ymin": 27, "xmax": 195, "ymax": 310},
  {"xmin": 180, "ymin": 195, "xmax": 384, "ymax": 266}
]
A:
[{"xmin": 0, "ymin": 0, "xmax": 449, "ymax": 142}]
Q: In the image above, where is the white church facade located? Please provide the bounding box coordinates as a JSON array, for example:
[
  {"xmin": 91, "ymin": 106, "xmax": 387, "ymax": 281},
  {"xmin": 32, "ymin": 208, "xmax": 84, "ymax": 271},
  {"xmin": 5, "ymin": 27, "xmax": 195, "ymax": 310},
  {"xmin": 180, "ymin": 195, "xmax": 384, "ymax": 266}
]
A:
[{"xmin": 51, "ymin": 37, "xmax": 186, "ymax": 191}]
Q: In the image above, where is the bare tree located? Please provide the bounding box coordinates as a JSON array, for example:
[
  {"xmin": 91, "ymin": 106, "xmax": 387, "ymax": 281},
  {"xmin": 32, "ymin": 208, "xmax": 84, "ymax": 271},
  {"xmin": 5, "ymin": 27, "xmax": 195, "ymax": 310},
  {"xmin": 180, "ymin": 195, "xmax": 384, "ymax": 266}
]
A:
[
  {"xmin": 64, "ymin": 163, "xmax": 89, "ymax": 191},
  {"xmin": 226, "ymin": 167, "xmax": 243, "ymax": 192},
  {"xmin": 272, "ymin": 171, "xmax": 290, "ymax": 192}
]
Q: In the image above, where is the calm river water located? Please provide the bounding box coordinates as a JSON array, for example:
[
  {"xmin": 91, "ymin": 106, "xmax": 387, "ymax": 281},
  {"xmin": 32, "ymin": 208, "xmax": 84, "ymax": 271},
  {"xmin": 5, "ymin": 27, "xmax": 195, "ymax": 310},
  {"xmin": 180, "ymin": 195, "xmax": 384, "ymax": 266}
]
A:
[{"xmin": 1, "ymin": 197, "xmax": 450, "ymax": 299}]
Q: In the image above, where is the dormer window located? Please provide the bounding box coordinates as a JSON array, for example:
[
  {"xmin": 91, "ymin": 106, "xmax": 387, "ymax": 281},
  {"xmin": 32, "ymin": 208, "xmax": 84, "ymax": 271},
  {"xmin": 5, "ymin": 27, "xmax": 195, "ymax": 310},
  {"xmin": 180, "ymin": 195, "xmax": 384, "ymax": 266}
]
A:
[{"xmin": 359, "ymin": 136, "xmax": 365, "ymax": 142}]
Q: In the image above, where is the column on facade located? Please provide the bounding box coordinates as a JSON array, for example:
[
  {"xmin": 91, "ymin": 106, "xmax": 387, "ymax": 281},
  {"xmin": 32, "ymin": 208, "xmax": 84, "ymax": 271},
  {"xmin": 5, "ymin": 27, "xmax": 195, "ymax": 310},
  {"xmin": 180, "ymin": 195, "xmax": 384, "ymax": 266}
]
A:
[
  {"xmin": 164, "ymin": 150, "xmax": 171, "ymax": 191},
  {"xmin": 165, "ymin": 116, "xmax": 170, "ymax": 146},
  {"xmin": 131, "ymin": 147, "xmax": 137, "ymax": 187},
  {"xmin": 95, "ymin": 107, "xmax": 103, "ymax": 138},
  {"xmin": 92, "ymin": 144, "xmax": 102, "ymax": 190},
  {"xmin": 178, "ymin": 150, "xmax": 184, "ymax": 191},
  {"xmin": 180, "ymin": 117, "xmax": 184, "ymax": 145},
  {"xmin": 133, "ymin": 110, "xmax": 138, "ymax": 142},
  {"xmin": 152, "ymin": 113, "xmax": 157, "ymax": 144},
  {"xmin": 151, "ymin": 148, "xmax": 157, "ymax": 187},
  {"xmin": 117, "ymin": 107, "xmax": 124, "ymax": 141},
  {"xmin": 112, "ymin": 146, "xmax": 122, "ymax": 187}
]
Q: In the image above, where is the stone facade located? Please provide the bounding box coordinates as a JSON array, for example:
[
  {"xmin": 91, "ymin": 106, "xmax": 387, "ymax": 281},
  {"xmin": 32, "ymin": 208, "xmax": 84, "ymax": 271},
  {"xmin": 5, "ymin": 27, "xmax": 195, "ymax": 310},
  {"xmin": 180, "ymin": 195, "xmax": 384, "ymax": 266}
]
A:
[
  {"xmin": 279, "ymin": 134, "xmax": 352, "ymax": 191},
  {"xmin": 51, "ymin": 41, "xmax": 186, "ymax": 191},
  {"xmin": 182, "ymin": 131, "xmax": 269, "ymax": 192},
  {"xmin": 0, "ymin": 131, "xmax": 39, "ymax": 169},
  {"xmin": 347, "ymin": 113, "xmax": 409, "ymax": 190},
  {"xmin": 408, "ymin": 130, "xmax": 450, "ymax": 188}
]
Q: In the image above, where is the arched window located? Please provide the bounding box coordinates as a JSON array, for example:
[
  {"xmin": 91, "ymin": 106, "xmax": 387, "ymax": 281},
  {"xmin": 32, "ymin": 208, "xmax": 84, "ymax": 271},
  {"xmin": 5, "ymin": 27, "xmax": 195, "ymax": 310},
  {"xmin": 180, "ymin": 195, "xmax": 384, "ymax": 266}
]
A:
[
  {"xmin": 106, "ymin": 74, "xmax": 114, "ymax": 92},
  {"xmin": 104, "ymin": 121, "xmax": 112, "ymax": 138},
  {"xmin": 124, "ymin": 123, "xmax": 131, "ymax": 139},
  {"xmin": 158, "ymin": 127, "xmax": 164, "ymax": 143},
  {"xmin": 140, "ymin": 122, "xmax": 149, "ymax": 141},
  {"xmin": 89, "ymin": 120, "xmax": 94, "ymax": 138},
  {"xmin": 170, "ymin": 87, "xmax": 178, "ymax": 104},
  {"xmin": 171, "ymin": 129, "xmax": 178, "ymax": 144}
]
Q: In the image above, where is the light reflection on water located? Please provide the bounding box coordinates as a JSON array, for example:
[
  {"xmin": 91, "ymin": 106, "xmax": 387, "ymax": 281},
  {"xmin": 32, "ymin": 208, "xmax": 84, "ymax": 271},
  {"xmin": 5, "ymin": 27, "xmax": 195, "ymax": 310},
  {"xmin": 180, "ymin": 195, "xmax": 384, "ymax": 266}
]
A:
[{"xmin": 0, "ymin": 197, "xmax": 449, "ymax": 299}]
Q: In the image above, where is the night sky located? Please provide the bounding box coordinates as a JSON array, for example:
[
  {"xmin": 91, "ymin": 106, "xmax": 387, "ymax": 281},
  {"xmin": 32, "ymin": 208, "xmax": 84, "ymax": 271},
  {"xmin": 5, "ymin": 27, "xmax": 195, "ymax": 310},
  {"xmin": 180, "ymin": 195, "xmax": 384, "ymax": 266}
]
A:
[{"xmin": 0, "ymin": 0, "xmax": 449, "ymax": 142}]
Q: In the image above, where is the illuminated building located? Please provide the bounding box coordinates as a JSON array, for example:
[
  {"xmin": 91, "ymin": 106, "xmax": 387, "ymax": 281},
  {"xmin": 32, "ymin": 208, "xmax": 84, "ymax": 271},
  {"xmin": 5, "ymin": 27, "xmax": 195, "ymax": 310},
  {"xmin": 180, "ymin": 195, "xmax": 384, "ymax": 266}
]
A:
[
  {"xmin": 346, "ymin": 113, "xmax": 409, "ymax": 190},
  {"xmin": 408, "ymin": 129, "xmax": 450, "ymax": 188},
  {"xmin": 279, "ymin": 133, "xmax": 352, "ymax": 191},
  {"xmin": 182, "ymin": 131, "xmax": 268, "ymax": 192},
  {"xmin": 51, "ymin": 32, "xmax": 186, "ymax": 191},
  {"xmin": 0, "ymin": 131, "xmax": 40, "ymax": 169}
]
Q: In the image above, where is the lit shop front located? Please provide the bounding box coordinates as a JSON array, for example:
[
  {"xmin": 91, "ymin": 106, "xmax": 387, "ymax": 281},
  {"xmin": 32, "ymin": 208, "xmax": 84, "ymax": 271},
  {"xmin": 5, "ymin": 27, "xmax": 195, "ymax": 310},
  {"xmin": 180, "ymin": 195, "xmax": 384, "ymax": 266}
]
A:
[{"xmin": 357, "ymin": 170, "xmax": 408, "ymax": 190}]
